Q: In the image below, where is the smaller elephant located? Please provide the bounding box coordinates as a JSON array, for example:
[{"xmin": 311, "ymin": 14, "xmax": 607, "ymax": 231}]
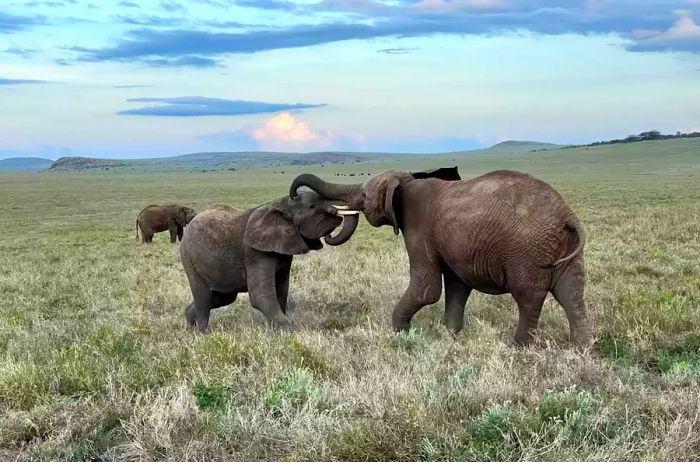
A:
[
  {"xmin": 136, "ymin": 204, "xmax": 197, "ymax": 244},
  {"xmin": 180, "ymin": 192, "xmax": 360, "ymax": 332}
]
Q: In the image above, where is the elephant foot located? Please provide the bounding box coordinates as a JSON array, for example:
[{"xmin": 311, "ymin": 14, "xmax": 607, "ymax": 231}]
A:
[
  {"xmin": 185, "ymin": 303, "xmax": 196, "ymax": 327},
  {"xmin": 572, "ymin": 331, "xmax": 595, "ymax": 354},
  {"xmin": 270, "ymin": 315, "xmax": 294, "ymax": 331},
  {"xmin": 445, "ymin": 319, "xmax": 467, "ymax": 337},
  {"xmin": 513, "ymin": 329, "xmax": 537, "ymax": 347},
  {"xmin": 571, "ymin": 327, "xmax": 594, "ymax": 350},
  {"xmin": 391, "ymin": 311, "xmax": 414, "ymax": 333},
  {"xmin": 447, "ymin": 328, "xmax": 462, "ymax": 340}
]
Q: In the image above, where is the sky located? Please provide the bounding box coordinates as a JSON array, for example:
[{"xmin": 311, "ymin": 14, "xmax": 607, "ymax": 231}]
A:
[{"xmin": 1, "ymin": 0, "xmax": 699, "ymax": 159}]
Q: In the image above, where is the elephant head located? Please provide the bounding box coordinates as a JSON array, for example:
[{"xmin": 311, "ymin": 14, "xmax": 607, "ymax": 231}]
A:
[
  {"xmin": 183, "ymin": 207, "xmax": 197, "ymax": 224},
  {"xmin": 244, "ymin": 191, "xmax": 360, "ymax": 255},
  {"xmin": 289, "ymin": 167, "xmax": 461, "ymax": 235},
  {"xmin": 170, "ymin": 205, "xmax": 197, "ymax": 227}
]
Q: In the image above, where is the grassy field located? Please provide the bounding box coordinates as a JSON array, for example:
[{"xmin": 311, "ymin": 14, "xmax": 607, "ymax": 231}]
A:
[{"xmin": 1, "ymin": 139, "xmax": 699, "ymax": 461}]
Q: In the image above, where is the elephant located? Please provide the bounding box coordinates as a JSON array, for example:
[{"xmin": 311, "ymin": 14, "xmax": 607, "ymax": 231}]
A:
[
  {"xmin": 290, "ymin": 167, "xmax": 593, "ymax": 348},
  {"xmin": 179, "ymin": 192, "xmax": 360, "ymax": 332},
  {"xmin": 136, "ymin": 204, "xmax": 197, "ymax": 244}
]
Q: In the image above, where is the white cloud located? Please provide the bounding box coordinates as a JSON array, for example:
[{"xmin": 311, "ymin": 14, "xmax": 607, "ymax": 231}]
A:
[
  {"xmin": 655, "ymin": 10, "xmax": 700, "ymax": 40},
  {"xmin": 629, "ymin": 10, "xmax": 700, "ymax": 53},
  {"xmin": 251, "ymin": 113, "xmax": 364, "ymax": 151},
  {"xmin": 252, "ymin": 113, "xmax": 320, "ymax": 144}
]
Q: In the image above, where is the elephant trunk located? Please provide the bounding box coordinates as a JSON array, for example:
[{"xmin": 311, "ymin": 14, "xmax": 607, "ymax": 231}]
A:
[
  {"xmin": 290, "ymin": 174, "xmax": 362, "ymax": 206},
  {"xmin": 323, "ymin": 213, "xmax": 359, "ymax": 246}
]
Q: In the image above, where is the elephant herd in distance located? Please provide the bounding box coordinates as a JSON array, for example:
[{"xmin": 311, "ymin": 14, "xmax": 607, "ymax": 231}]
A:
[{"xmin": 135, "ymin": 166, "xmax": 592, "ymax": 349}]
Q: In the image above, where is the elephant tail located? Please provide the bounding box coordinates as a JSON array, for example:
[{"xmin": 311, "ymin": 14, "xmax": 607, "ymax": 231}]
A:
[
  {"xmin": 135, "ymin": 219, "xmax": 140, "ymax": 241},
  {"xmin": 548, "ymin": 216, "xmax": 586, "ymax": 268}
]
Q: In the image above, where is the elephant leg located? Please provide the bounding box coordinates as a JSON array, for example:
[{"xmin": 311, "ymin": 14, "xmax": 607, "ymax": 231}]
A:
[
  {"xmin": 185, "ymin": 302, "xmax": 196, "ymax": 327},
  {"xmin": 192, "ymin": 290, "xmax": 212, "ymax": 333},
  {"xmin": 186, "ymin": 292, "xmax": 236, "ymax": 330},
  {"xmin": 250, "ymin": 294, "xmax": 291, "ymax": 330},
  {"xmin": 276, "ymin": 259, "xmax": 292, "ymax": 314},
  {"xmin": 276, "ymin": 271, "xmax": 291, "ymax": 315},
  {"xmin": 511, "ymin": 287, "xmax": 548, "ymax": 346},
  {"xmin": 392, "ymin": 260, "xmax": 442, "ymax": 332},
  {"xmin": 443, "ymin": 266, "xmax": 472, "ymax": 335},
  {"xmin": 551, "ymin": 257, "xmax": 593, "ymax": 349},
  {"xmin": 168, "ymin": 220, "xmax": 178, "ymax": 243},
  {"xmin": 177, "ymin": 225, "xmax": 184, "ymax": 242},
  {"xmin": 185, "ymin": 271, "xmax": 213, "ymax": 332},
  {"xmin": 141, "ymin": 227, "xmax": 153, "ymax": 243},
  {"xmin": 247, "ymin": 253, "xmax": 291, "ymax": 329}
]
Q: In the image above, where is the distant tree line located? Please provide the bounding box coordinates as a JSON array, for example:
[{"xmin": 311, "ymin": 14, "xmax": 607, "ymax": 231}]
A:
[{"xmin": 588, "ymin": 130, "xmax": 700, "ymax": 146}]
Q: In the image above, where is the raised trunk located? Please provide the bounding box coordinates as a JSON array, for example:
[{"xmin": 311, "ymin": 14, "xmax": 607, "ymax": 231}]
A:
[
  {"xmin": 323, "ymin": 213, "xmax": 359, "ymax": 246},
  {"xmin": 290, "ymin": 174, "xmax": 362, "ymax": 205}
]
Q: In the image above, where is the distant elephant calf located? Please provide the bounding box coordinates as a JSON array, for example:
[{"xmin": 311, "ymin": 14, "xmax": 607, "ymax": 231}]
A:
[{"xmin": 136, "ymin": 204, "xmax": 197, "ymax": 244}]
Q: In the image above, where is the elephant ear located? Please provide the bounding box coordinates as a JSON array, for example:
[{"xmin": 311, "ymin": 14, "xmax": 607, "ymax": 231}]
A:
[
  {"xmin": 411, "ymin": 166, "xmax": 461, "ymax": 181},
  {"xmin": 244, "ymin": 204, "xmax": 310, "ymax": 255},
  {"xmin": 383, "ymin": 177, "xmax": 402, "ymax": 236},
  {"xmin": 173, "ymin": 207, "xmax": 188, "ymax": 227},
  {"xmin": 184, "ymin": 207, "xmax": 197, "ymax": 224}
]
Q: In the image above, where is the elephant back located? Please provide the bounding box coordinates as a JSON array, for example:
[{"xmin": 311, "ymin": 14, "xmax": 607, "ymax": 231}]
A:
[{"xmin": 205, "ymin": 203, "xmax": 241, "ymax": 213}]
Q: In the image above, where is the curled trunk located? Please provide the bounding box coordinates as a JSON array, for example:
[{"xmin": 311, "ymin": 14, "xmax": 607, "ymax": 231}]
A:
[
  {"xmin": 291, "ymin": 173, "xmax": 362, "ymax": 245},
  {"xmin": 290, "ymin": 174, "xmax": 362, "ymax": 204},
  {"xmin": 323, "ymin": 213, "xmax": 359, "ymax": 246}
]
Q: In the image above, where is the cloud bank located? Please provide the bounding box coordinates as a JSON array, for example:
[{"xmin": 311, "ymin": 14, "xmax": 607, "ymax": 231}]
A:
[
  {"xmin": 117, "ymin": 96, "xmax": 325, "ymax": 116},
  {"xmin": 67, "ymin": 3, "xmax": 700, "ymax": 67},
  {"xmin": 0, "ymin": 11, "xmax": 44, "ymax": 33},
  {"xmin": 628, "ymin": 10, "xmax": 700, "ymax": 54},
  {"xmin": 0, "ymin": 77, "xmax": 46, "ymax": 85}
]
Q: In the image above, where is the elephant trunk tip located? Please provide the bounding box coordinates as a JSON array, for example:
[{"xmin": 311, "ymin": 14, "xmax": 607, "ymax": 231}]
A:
[{"xmin": 323, "ymin": 212, "xmax": 360, "ymax": 246}]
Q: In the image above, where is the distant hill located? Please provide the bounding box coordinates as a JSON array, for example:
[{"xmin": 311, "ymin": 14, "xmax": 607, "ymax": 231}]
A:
[
  {"xmin": 45, "ymin": 139, "xmax": 566, "ymax": 173},
  {"xmin": 49, "ymin": 157, "xmax": 124, "ymax": 172},
  {"xmin": 48, "ymin": 151, "xmax": 414, "ymax": 172},
  {"xmin": 486, "ymin": 140, "xmax": 565, "ymax": 153},
  {"xmin": 439, "ymin": 140, "xmax": 566, "ymax": 157},
  {"xmin": 0, "ymin": 157, "xmax": 54, "ymax": 172}
]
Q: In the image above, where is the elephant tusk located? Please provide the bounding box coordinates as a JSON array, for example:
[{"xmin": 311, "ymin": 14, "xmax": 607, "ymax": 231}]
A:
[
  {"xmin": 332, "ymin": 204, "xmax": 351, "ymax": 210},
  {"xmin": 337, "ymin": 210, "xmax": 360, "ymax": 215}
]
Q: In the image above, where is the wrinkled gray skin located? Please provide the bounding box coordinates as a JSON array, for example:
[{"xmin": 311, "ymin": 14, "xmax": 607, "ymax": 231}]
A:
[
  {"xmin": 179, "ymin": 192, "xmax": 359, "ymax": 332},
  {"xmin": 136, "ymin": 204, "xmax": 197, "ymax": 244},
  {"xmin": 290, "ymin": 167, "xmax": 592, "ymax": 348}
]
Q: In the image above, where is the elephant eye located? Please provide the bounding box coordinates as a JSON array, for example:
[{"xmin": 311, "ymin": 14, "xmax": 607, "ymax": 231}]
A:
[{"xmin": 309, "ymin": 203, "xmax": 315, "ymax": 209}]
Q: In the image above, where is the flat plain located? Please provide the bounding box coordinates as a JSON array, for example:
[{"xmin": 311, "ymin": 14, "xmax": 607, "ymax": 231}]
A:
[{"xmin": 1, "ymin": 138, "xmax": 699, "ymax": 461}]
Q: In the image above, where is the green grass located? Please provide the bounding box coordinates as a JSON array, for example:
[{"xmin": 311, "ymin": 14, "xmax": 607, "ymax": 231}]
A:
[{"xmin": 0, "ymin": 138, "xmax": 699, "ymax": 460}]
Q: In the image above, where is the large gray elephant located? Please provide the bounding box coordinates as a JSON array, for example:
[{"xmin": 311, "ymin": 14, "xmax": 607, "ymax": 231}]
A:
[
  {"xmin": 136, "ymin": 204, "xmax": 197, "ymax": 244},
  {"xmin": 179, "ymin": 192, "xmax": 359, "ymax": 332},
  {"xmin": 290, "ymin": 167, "xmax": 592, "ymax": 348}
]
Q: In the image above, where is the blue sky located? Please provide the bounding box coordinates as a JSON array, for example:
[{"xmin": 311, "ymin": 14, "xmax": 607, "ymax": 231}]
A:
[{"xmin": 1, "ymin": 0, "xmax": 699, "ymax": 159}]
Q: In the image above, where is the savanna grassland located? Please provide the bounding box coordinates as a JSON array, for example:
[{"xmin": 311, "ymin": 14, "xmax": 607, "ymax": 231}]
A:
[{"xmin": 1, "ymin": 139, "xmax": 699, "ymax": 461}]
